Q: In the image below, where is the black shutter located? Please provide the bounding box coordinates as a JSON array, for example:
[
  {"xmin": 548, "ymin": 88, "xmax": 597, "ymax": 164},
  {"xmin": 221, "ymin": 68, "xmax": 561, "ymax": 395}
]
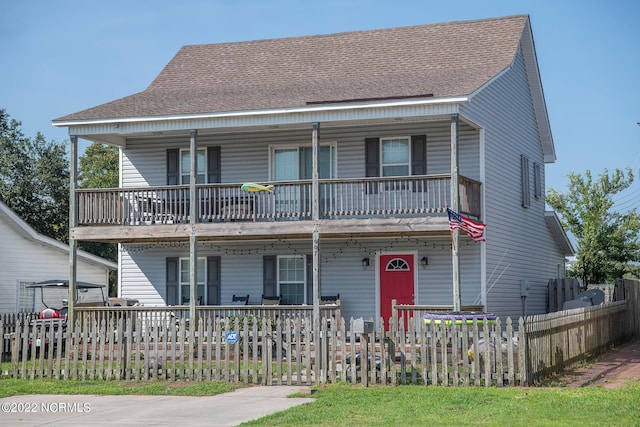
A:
[
  {"xmin": 263, "ymin": 255, "xmax": 277, "ymax": 297},
  {"xmin": 411, "ymin": 135, "xmax": 427, "ymax": 192},
  {"xmin": 166, "ymin": 257, "xmax": 179, "ymax": 306},
  {"xmin": 411, "ymin": 135, "xmax": 427, "ymax": 175},
  {"xmin": 365, "ymin": 137, "xmax": 380, "ymax": 194},
  {"xmin": 207, "ymin": 146, "xmax": 221, "ymax": 183},
  {"xmin": 167, "ymin": 149, "xmax": 179, "ymax": 185},
  {"xmin": 206, "ymin": 256, "xmax": 221, "ymax": 305},
  {"xmin": 306, "ymin": 254, "xmax": 313, "ymax": 305}
]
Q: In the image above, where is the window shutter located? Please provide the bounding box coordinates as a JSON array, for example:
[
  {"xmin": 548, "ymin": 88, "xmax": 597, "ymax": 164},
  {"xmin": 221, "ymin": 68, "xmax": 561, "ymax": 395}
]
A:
[
  {"xmin": 166, "ymin": 257, "xmax": 179, "ymax": 305},
  {"xmin": 365, "ymin": 137, "xmax": 380, "ymax": 194},
  {"xmin": 167, "ymin": 149, "xmax": 179, "ymax": 185},
  {"xmin": 207, "ymin": 146, "xmax": 221, "ymax": 183},
  {"xmin": 306, "ymin": 254, "xmax": 313, "ymax": 305},
  {"xmin": 411, "ymin": 135, "xmax": 427, "ymax": 175},
  {"xmin": 411, "ymin": 135, "xmax": 427, "ymax": 192},
  {"xmin": 206, "ymin": 256, "xmax": 221, "ymax": 305},
  {"xmin": 521, "ymin": 155, "xmax": 531, "ymax": 208},
  {"xmin": 263, "ymin": 255, "xmax": 277, "ymax": 297},
  {"xmin": 365, "ymin": 138, "xmax": 380, "ymax": 177},
  {"xmin": 533, "ymin": 162, "xmax": 542, "ymax": 199}
]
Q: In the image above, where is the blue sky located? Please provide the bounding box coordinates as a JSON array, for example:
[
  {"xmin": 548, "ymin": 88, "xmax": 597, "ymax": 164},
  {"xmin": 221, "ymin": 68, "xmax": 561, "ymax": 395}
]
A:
[{"xmin": 1, "ymin": 0, "xmax": 639, "ymax": 209}]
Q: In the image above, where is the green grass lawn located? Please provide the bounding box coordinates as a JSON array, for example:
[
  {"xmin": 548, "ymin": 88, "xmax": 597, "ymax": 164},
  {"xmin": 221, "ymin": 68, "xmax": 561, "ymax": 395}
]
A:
[
  {"xmin": 1, "ymin": 378, "xmax": 638, "ymax": 426},
  {"xmin": 250, "ymin": 382, "xmax": 640, "ymax": 427}
]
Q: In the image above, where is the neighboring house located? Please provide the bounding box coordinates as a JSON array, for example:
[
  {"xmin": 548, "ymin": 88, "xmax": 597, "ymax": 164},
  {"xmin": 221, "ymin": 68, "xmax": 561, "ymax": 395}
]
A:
[
  {"xmin": 0, "ymin": 201, "xmax": 116, "ymax": 314},
  {"xmin": 53, "ymin": 15, "xmax": 573, "ymax": 323}
]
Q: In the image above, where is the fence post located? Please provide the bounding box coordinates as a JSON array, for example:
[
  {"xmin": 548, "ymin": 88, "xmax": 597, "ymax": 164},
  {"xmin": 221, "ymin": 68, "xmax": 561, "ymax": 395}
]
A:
[
  {"xmin": 10, "ymin": 330, "xmax": 18, "ymax": 377},
  {"xmin": 518, "ymin": 316, "xmax": 528, "ymax": 385}
]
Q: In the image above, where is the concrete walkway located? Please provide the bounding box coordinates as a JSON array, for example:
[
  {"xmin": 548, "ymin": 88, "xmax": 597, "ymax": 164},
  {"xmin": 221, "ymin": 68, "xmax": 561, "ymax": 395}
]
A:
[{"xmin": 0, "ymin": 385, "xmax": 314, "ymax": 426}]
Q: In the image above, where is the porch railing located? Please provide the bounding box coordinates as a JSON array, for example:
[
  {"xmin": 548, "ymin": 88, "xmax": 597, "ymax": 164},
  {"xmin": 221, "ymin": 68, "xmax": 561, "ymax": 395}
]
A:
[{"xmin": 76, "ymin": 175, "xmax": 481, "ymax": 225}]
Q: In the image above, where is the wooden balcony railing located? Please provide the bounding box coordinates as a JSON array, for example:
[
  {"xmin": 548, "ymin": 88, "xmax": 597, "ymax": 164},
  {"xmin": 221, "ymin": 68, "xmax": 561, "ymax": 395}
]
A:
[{"xmin": 76, "ymin": 175, "xmax": 481, "ymax": 225}]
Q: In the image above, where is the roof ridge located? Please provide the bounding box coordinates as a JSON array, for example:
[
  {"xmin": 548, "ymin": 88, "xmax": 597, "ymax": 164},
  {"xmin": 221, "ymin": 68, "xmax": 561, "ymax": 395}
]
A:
[{"xmin": 179, "ymin": 14, "xmax": 529, "ymax": 49}]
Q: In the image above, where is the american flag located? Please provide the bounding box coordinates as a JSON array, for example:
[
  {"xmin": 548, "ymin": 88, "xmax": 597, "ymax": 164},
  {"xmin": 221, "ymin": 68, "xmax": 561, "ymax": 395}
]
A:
[{"xmin": 447, "ymin": 208, "xmax": 486, "ymax": 242}]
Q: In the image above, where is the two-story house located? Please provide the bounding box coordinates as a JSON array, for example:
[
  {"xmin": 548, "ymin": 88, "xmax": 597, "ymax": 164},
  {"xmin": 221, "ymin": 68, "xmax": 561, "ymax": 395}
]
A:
[{"xmin": 53, "ymin": 15, "xmax": 573, "ymax": 323}]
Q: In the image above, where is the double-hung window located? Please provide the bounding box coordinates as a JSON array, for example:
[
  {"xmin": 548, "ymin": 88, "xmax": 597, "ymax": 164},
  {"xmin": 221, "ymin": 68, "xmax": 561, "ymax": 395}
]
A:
[
  {"xmin": 381, "ymin": 137, "xmax": 410, "ymax": 177},
  {"xmin": 179, "ymin": 258, "xmax": 206, "ymax": 304},
  {"xmin": 278, "ymin": 255, "xmax": 305, "ymax": 305},
  {"xmin": 180, "ymin": 148, "xmax": 206, "ymax": 184}
]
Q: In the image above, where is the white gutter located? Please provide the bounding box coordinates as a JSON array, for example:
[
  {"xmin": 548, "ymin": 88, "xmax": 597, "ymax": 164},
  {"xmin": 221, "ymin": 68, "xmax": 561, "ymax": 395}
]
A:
[{"xmin": 52, "ymin": 96, "xmax": 469, "ymax": 128}]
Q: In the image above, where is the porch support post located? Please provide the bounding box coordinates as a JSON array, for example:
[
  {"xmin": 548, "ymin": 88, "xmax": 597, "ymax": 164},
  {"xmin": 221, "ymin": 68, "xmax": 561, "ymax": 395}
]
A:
[
  {"xmin": 68, "ymin": 135, "xmax": 78, "ymax": 330},
  {"xmin": 311, "ymin": 122, "xmax": 321, "ymax": 381},
  {"xmin": 189, "ymin": 129, "xmax": 198, "ymax": 324},
  {"xmin": 450, "ymin": 114, "xmax": 461, "ymax": 312}
]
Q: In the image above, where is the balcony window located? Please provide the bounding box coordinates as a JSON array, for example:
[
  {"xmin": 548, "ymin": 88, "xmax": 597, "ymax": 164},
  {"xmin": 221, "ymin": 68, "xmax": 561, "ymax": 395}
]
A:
[
  {"xmin": 381, "ymin": 138, "xmax": 409, "ymax": 177},
  {"xmin": 272, "ymin": 144, "xmax": 335, "ymax": 180},
  {"xmin": 180, "ymin": 149, "xmax": 206, "ymax": 184}
]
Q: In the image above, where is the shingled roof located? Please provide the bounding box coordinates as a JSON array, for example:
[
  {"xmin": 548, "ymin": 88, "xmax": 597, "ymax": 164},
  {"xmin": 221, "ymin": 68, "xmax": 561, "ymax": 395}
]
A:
[{"xmin": 55, "ymin": 15, "xmax": 530, "ymax": 122}]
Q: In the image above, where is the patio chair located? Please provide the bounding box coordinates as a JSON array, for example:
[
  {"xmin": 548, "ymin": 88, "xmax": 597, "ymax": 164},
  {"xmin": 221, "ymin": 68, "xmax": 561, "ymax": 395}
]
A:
[
  {"xmin": 231, "ymin": 294, "xmax": 250, "ymax": 305},
  {"xmin": 320, "ymin": 294, "xmax": 340, "ymax": 305},
  {"xmin": 261, "ymin": 294, "xmax": 281, "ymax": 305}
]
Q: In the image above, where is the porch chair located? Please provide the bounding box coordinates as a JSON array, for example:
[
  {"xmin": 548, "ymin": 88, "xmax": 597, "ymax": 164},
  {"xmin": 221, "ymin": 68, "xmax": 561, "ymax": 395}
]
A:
[
  {"xmin": 320, "ymin": 294, "xmax": 340, "ymax": 305},
  {"xmin": 320, "ymin": 294, "xmax": 341, "ymax": 329},
  {"xmin": 231, "ymin": 294, "xmax": 250, "ymax": 305},
  {"xmin": 261, "ymin": 294, "xmax": 281, "ymax": 305}
]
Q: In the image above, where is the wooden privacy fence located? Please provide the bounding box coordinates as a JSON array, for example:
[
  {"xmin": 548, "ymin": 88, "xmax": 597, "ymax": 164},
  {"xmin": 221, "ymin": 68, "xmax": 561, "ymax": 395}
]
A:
[{"xmin": 524, "ymin": 301, "xmax": 631, "ymax": 383}]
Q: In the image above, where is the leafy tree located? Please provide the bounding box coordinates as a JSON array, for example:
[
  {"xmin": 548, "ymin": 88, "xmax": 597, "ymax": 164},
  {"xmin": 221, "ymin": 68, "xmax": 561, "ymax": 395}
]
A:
[
  {"xmin": 0, "ymin": 109, "xmax": 69, "ymax": 242},
  {"xmin": 78, "ymin": 142, "xmax": 119, "ymax": 188},
  {"xmin": 547, "ymin": 168, "xmax": 640, "ymax": 285},
  {"xmin": 77, "ymin": 142, "xmax": 120, "ymax": 295}
]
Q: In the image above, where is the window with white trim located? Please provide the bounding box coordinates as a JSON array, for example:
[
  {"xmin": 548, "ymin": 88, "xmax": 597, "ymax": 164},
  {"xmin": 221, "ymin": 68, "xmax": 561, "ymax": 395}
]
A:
[
  {"xmin": 278, "ymin": 255, "xmax": 305, "ymax": 305},
  {"xmin": 385, "ymin": 258, "xmax": 410, "ymax": 271},
  {"xmin": 180, "ymin": 148, "xmax": 206, "ymax": 184},
  {"xmin": 381, "ymin": 138, "xmax": 410, "ymax": 177},
  {"xmin": 271, "ymin": 144, "xmax": 336, "ymax": 180},
  {"xmin": 18, "ymin": 281, "xmax": 35, "ymax": 312},
  {"xmin": 179, "ymin": 258, "xmax": 206, "ymax": 304}
]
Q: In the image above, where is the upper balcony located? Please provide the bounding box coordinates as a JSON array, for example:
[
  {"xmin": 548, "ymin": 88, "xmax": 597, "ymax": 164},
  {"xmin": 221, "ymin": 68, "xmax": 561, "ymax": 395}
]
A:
[{"xmin": 73, "ymin": 174, "xmax": 480, "ymax": 242}]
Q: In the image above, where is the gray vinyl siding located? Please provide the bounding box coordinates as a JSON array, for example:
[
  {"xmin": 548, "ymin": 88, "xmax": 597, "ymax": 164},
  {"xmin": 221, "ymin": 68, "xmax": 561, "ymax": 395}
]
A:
[
  {"xmin": 120, "ymin": 237, "xmax": 480, "ymax": 323},
  {"xmin": 461, "ymin": 46, "xmax": 564, "ymax": 319},
  {"xmin": 121, "ymin": 122, "xmax": 479, "ymax": 186}
]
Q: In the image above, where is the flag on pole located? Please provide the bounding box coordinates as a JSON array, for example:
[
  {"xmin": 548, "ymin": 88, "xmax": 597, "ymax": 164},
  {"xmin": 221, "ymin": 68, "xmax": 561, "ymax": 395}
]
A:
[{"xmin": 447, "ymin": 207, "xmax": 486, "ymax": 242}]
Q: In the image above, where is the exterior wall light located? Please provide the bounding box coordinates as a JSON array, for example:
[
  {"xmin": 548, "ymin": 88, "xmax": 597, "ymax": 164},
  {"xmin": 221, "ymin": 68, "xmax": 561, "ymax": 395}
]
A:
[
  {"xmin": 421, "ymin": 256, "xmax": 429, "ymax": 267},
  {"xmin": 362, "ymin": 257, "xmax": 370, "ymax": 268}
]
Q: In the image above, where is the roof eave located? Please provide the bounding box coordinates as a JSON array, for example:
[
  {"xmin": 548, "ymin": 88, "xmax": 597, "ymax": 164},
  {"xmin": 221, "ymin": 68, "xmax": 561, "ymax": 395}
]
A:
[
  {"xmin": 0, "ymin": 201, "xmax": 117, "ymax": 270},
  {"xmin": 52, "ymin": 95, "xmax": 469, "ymax": 129},
  {"xmin": 545, "ymin": 211, "xmax": 575, "ymax": 256}
]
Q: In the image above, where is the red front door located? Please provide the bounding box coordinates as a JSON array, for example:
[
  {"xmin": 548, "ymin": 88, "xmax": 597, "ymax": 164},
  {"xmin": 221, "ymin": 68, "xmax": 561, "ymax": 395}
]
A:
[{"xmin": 379, "ymin": 254, "xmax": 414, "ymax": 329}]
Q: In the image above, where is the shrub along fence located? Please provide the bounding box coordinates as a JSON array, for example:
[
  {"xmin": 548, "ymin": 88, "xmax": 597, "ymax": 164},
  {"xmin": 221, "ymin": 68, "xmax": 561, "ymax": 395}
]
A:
[{"xmin": 2, "ymin": 279, "xmax": 638, "ymax": 386}]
